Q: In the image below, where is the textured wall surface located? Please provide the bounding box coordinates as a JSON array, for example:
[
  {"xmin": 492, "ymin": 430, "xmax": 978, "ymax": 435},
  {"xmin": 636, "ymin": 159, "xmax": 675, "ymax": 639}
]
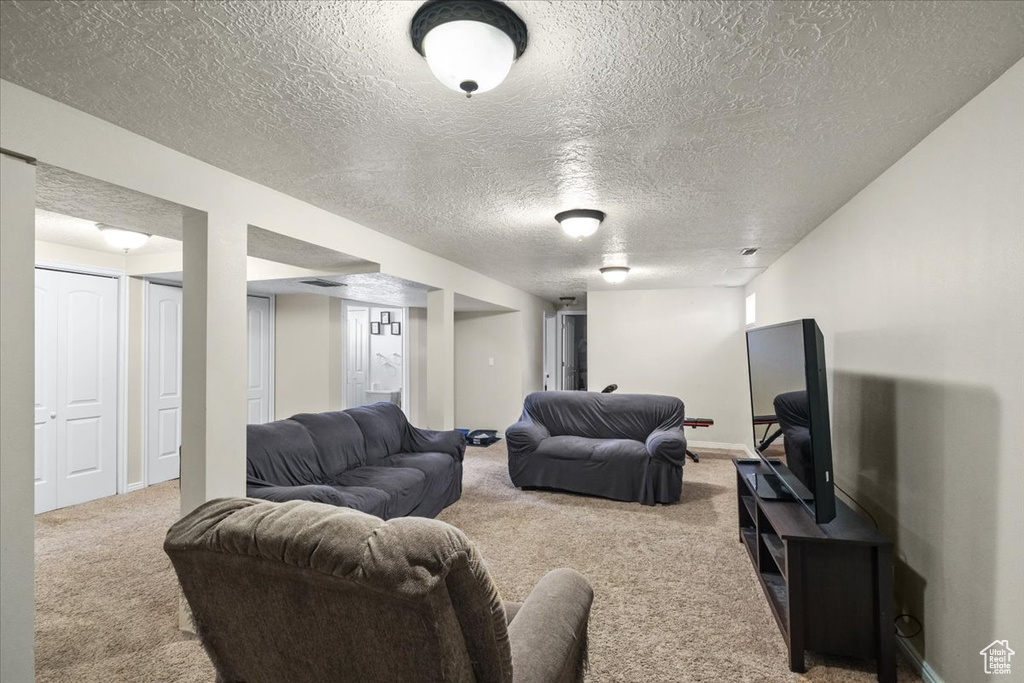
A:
[{"xmin": 2, "ymin": 1, "xmax": 1021, "ymax": 300}]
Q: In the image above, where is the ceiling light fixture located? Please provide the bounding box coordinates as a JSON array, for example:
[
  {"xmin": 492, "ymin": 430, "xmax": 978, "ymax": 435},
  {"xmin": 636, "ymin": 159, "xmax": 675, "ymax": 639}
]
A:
[
  {"xmin": 411, "ymin": 0, "xmax": 528, "ymax": 98},
  {"xmin": 555, "ymin": 209, "xmax": 605, "ymax": 239},
  {"xmin": 740, "ymin": 247, "xmax": 759, "ymax": 256},
  {"xmin": 98, "ymin": 224, "xmax": 150, "ymax": 252},
  {"xmin": 599, "ymin": 266, "xmax": 630, "ymax": 284}
]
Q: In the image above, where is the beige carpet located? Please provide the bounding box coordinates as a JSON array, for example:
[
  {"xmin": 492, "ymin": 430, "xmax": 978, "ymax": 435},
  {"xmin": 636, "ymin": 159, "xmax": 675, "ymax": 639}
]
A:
[{"xmin": 35, "ymin": 443, "xmax": 919, "ymax": 682}]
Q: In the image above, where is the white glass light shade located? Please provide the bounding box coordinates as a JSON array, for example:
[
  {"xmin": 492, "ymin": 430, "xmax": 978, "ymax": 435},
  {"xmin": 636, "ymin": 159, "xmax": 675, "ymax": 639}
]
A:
[
  {"xmin": 100, "ymin": 226, "xmax": 149, "ymax": 251},
  {"xmin": 600, "ymin": 266, "xmax": 630, "ymax": 284},
  {"xmin": 422, "ymin": 20, "xmax": 516, "ymax": 95},
  {"xmin": 559, "ymin": 215, "xmax": 601, "ymax": 238}
]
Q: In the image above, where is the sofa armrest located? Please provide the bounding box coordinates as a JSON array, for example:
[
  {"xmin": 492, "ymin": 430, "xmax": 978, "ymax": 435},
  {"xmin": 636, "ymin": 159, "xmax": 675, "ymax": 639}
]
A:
[
  {"xmin": 509, "ymin": 568, "xmax": 593, "ymax": 683},
  {"xmin": 406, "ymin": 427, "xmax": 467, "ymax": 462},
  {"xmin": 246, "ymin": 483, "xmax": 351, "ymax": 506},
  {"xmin": 505, "ymin": 420, "xmax": 550, "ymax": 457},
  {"xmin": 645, "ymin": 427, "xmax": 687, "ymax": 467}
]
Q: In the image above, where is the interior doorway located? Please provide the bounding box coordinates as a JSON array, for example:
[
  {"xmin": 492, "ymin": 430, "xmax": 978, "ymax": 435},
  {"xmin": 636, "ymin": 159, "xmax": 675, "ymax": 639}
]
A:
[
  {"xmin": 543, "ymin": 310, "xmax": 588, "ymax": 391},
  {"xmin": 343, "ymin": 301, "xmax": 407, "ymax": 411},
  {"xmin": 34, "ymin": 266, "xmax": 121, "ymax": 514},
  {"xmin": 144, "ymin": 285, "xmax": 274, "ymax": 487}
]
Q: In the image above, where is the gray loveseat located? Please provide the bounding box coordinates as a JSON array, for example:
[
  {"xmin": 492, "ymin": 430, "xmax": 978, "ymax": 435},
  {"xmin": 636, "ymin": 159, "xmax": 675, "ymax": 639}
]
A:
[
  {"xmin": 506, "ymin": 391, "xmax": 687, "ymax": 505},
  {"xmin": 246, "ymin": 402, "xmax": 465, "ymax": 519},
  {"xmin": 166, "ymin": 497, "xmax": 593, "ymax": 683}
]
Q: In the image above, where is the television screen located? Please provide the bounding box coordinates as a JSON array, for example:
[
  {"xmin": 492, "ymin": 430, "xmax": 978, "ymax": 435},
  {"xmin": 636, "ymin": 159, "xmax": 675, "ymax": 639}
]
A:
[{"xmin": 746, "ymin": 319, "xmax": 836, "ymax": 524}]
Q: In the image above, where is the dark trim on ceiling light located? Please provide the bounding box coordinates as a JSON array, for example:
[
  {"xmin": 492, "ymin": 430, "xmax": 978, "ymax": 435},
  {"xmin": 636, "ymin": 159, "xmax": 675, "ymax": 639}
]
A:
[
  {"xmin": 740, "ymin": 247, "xmax": 759, "ymax": 256},
  {"xmin": 411, "ymin": 0, "xmax": 528, "ymax": 58},
  {"xmin": 555, "ymin": 209, "xmax": 606, "ymax": 224}
]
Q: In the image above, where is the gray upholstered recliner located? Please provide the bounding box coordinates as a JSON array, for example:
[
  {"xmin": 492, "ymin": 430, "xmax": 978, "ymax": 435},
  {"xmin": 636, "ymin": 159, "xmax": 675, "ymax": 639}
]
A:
[
  {"xmin": 506, "ymin": 391, "xmax": 687, "ymax": 505},
  {"xmin": 165, "ymin": 497, "xmax": 593, "ymax": 683}
]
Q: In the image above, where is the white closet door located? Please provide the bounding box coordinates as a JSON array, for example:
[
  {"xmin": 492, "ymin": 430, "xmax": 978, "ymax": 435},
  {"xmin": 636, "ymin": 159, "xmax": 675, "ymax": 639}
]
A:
[
  {"xmin": 346, "ymin": 306, "xmax": 369, "ymax": 408},
  {"xmin": 146, "ymin": 283, "xmax": 183, "ymax": 485},
  {"xmin": 55, "ymin": 270, "xmax": 119, "ymax": 508},
  {"xmin": 246, "ymin": 296, "xmax": 272, "ymax": 424},
  {"xmin": 34, "ymin": 269, "xmax": 59, "ymax": 514}
]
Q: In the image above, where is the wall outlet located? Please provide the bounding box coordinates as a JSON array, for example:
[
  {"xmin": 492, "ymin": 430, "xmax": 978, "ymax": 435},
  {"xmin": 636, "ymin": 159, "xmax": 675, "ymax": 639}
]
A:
[{"xmin": 488, "ymin": 357, "xmax": 495, "ymax": 367}]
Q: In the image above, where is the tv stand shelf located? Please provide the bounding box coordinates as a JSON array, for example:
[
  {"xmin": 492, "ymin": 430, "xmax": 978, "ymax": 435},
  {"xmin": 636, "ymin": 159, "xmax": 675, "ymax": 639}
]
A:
[{"xmin": 734, "ymin": 459, "xmax": 895, "ymax": 683}]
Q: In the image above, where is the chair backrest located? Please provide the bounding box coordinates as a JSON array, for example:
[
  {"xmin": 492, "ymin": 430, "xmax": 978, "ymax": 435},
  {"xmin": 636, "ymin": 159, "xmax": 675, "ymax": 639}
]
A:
[
  {"xmin": 521, "ymin": 391, "xmax": 684, "ymax": 441},
  {"xmin": 166, "ymin": 498, "xmax": 513, "ymax": 683}
]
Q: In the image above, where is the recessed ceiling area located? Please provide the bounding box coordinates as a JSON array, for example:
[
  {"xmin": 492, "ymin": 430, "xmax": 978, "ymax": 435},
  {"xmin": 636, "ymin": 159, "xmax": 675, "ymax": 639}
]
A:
[
  {"xmin": 3, "ymin": 2, "xmax": 1023, "ymax": 300},
  {"xmin": 35, "ymin": 208, "xmax": 181, "ymax": 256}
]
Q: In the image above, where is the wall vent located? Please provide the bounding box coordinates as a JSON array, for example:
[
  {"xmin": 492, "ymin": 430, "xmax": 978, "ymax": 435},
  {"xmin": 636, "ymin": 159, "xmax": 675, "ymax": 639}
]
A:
[{"xmin": 299, "ymin": 279, "xmax": 346, "ymax": 288}]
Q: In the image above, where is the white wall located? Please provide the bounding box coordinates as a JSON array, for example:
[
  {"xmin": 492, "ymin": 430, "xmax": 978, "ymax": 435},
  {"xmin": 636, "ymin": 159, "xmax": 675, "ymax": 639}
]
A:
[
  {"xmin": 744, "ymin": 59, "xmax": 1024, "ymax": 683},
  {"xmin": 454, "ymin": 311, "xmax": 525, "ymax": 432},
  {"xmin": 274, "ymin": 293, "xmax": 338, "ymax": 419},
  {"xmin": 587, "ymin": 288, "xmax": 752, "ymax": 446}
]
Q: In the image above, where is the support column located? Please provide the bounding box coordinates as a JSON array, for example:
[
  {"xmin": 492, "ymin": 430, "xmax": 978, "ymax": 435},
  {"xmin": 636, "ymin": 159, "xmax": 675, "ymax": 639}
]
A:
[
  {"xmin": 180, "ymin": 210, "xmax": 248, "ymax": 517},
  {"xmin": 426, "ymin": 289, "xmax": 455, "ymax": 430},
  {"xmin": 1, "ymin": 151, "xmax": 37, "ymax": 683}
]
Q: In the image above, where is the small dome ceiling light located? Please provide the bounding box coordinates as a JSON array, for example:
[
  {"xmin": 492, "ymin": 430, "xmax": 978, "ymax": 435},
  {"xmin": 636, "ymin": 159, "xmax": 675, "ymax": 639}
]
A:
[
  {"xmin": 98, "ymin": 224, "xmax": 150, "ymax": 252},
  {"xmin": 600, "ymin": 266, "xmax": 630, "ymax": 284},
  {"xmin": 411, "ymin": 0, "xmax": 528, "ymax": 98},
  {"xmin": 555, "ymin": 209, "xmax": 605, "ymax": 239}
]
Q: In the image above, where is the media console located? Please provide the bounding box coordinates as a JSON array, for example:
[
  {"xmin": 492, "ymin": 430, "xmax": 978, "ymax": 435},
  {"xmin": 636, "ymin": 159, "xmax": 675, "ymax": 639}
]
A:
[{"xmin": 734, "ymin": 458, "xmax": 895, "ymax": 683}]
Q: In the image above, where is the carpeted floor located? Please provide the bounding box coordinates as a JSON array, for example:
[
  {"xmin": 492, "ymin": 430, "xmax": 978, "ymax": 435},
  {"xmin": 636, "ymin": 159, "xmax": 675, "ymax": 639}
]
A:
[{"xmin": 35, "ymin": 442, "xmax": 919, "ymax": 682}]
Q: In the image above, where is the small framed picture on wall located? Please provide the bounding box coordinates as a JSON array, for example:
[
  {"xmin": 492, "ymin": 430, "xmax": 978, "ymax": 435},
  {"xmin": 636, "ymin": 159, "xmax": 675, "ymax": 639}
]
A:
[
  {"xmin": 391, "ymin": 322, "xmax": 401, "ymax": 335},
  {"xmin": 380, "ymin": 311, "xmax": 392, "ymax": 325},
  {"xmin": 370, "ymin": 322, "xmax": 381, "ymax": 335}
]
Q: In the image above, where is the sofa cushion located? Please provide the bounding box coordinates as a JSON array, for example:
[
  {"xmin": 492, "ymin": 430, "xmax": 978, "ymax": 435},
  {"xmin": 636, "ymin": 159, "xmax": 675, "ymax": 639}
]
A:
[
  {"xmin": 534, "ymin": 435, "xmax": 648, "ymax": 463},
  {"xmin": 346, "ymin": 403, "xmax": 409, "ymax": 463},
  {"xmin": 246, "ymin": 419, "xmax": 324, "ymax": 487},
  {"xmin": 522, "ymin": 391, "xmax": 684, "ymax": 441},
  {"xmin": 291, "ymin": 411, "xmax": 368, "ymax": 475},
  {"xmin": 337, "ymin": 466, "xmax": 427, "ymax": 519}
]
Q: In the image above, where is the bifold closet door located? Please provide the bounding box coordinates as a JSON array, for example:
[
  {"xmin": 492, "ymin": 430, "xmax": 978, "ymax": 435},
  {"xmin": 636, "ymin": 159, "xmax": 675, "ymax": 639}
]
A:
[
  {"xmin": 146, "ymin": 283, "xmax": 183, "ymax": 485},
  {"xmin": 35, "ymin": 268, "xmax": 119, "ymax": 513},
  {"xmin": 247, "ymin": 296, "xmax": 272, "ymax": 425}
]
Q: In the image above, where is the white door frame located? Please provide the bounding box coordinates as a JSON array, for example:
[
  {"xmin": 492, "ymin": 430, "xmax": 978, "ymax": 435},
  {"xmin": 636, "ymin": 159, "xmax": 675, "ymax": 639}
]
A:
[
  {"xmin": 246, "ymin": 293, "xmax": 276, "ymax": 423},
  {"xmin": 35, "ymin": 259, "xmax": 129, "ymax": 496},
  {"xmin": 341, "ymin": 299, "xmax": 409, "ymax": 414},
  {"xmin": 143, "ymin": 286, "xmax": 276, "ymax": 486},
  {"xmin": 553, "ymin": 310, "xmax": 587, "ymax": 391}
]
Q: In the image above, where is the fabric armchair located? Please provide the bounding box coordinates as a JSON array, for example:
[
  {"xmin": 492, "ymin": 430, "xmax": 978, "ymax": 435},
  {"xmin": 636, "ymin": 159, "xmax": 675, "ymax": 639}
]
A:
[
  {"xmin": 165, "ymin": 498, "xmax": 593, "ymax": 683},
  {"xmin": 506, "ymin": 391, "xmax": 688, "ymax": 505}
]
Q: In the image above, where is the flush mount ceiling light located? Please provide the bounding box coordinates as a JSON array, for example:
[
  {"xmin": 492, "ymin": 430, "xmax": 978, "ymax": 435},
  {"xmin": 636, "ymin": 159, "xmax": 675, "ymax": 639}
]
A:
[
  {"xmin": 555, "ymin": 209, "xmax": 605, "ymax": 239},
  {"xmin": 599, "ymin": 266, "xmax": 630, "ymax": 284},
  {"xmin": 411, "ymin": 0, "xmax": 528, "ymax": 98},
  {"xmin": 98, "ymin": 224, "xmax": 150, "ymax": 252}
]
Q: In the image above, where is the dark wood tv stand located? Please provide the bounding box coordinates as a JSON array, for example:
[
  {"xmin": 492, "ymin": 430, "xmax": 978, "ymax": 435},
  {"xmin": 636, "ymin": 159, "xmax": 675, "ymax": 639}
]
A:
[{"xmin": 734, "ymin": 459, "xmax": 895, "ymax": 683}]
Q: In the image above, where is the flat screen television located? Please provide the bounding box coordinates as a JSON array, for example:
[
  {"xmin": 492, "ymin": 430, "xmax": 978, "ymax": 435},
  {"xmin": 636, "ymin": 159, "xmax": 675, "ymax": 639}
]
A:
[{"xmin": 745, "ymin": 319, "xmax": 836, "ymax": 524}]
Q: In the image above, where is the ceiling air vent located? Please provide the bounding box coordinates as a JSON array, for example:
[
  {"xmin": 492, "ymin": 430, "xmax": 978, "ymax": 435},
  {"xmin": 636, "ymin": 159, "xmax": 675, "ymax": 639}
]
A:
[{"xmin": 300, "ymin": 279, "xmax": 346, "ymax": 288}]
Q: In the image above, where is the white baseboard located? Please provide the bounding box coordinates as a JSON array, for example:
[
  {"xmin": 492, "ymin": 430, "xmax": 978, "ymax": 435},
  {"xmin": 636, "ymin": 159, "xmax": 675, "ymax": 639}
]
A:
[
  {"xmin": 123, "ymin": 481, "xmax": 146, "ymax": 493},
  {"xmin": 896, "ymin": 637, "xmax": 942, "ymax": 683},
  {"xmin": 686, "ymin": 440, "xmax": 757, "ymax": 457}
]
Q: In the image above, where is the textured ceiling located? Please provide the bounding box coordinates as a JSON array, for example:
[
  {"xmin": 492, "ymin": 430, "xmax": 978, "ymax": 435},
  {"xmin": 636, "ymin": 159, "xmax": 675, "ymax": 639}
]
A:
[
  {"xmin": 34, "ymin": 163, "xmax": 373, "ymax": 272},
  {"xmin": 35, "ymin": 208, "xmax": 182, "ymax": 256},
  {"xmin": 3, "ymin": 1, "xmax": 1023, "ymax": 300}
]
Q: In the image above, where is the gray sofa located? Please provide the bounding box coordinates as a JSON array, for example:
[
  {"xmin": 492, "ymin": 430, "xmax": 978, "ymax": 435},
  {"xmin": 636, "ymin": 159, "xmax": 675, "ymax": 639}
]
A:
[
  {"xmin": 506, "ymin": 391, "xmax": 687, "ymax": 505},
  {"xmin": 166, "ymin": 497, "xmax": 594, "ymax": 683},
  {"xmin": 246, "ymin": 402, "xmax": 465, "ymax": 519}
]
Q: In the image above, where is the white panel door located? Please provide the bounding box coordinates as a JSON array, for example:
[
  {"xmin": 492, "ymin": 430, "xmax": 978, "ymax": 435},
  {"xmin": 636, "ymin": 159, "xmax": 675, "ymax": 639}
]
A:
[
  {"xmin": 146, "ymin": 283, "xmax": 183, "ymax": 485},
  {"xmin": 34, "ymin": 269, "xmax": 59, "ymax": 514},
  {"xmin": 561, "ymin": 314, "xmax": 578, "ymax": 391},
  {"xmin": 346, "ymin": 306, "xmax": 369, "ymax": 408},
  {"xmin": 246, "ymin": 296, "xmax": 272, "ymax": 424},
  {"xmin": 55, "ymin": 270, "xmax": 119, "ymax": 508},
  {"xmin": 542, "ymin": 312, "xmax": 556, "ymax": 391}
]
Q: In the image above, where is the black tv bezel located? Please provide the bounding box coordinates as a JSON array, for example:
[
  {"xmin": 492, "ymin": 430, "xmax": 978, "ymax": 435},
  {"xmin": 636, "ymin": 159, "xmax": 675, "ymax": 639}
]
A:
[{"xmin": 745, "ymin": 318, "xmax": 836, "ymax": 524}]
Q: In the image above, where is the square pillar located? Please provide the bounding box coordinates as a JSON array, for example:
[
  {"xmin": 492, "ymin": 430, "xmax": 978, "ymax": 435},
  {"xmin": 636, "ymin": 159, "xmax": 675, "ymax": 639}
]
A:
[
  {"xmin": 180, "ymin": 210, "xmax": 248, "ymax": 517},
  {"xmin": 0, "ymin": 151, "xmax": 37, "ymax": 683},
  {"xmin": 427, "ymin": 289, "xmax": 455, "ymax": 430}
]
